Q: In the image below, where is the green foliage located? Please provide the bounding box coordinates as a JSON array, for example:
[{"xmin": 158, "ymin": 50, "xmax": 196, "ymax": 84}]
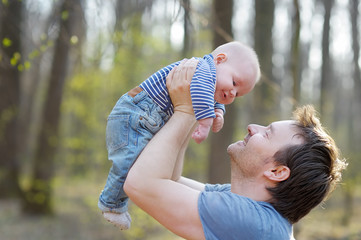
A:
[
  {"xmin": 58, "ymin": 12, "xmax": 210, "ymax": 180},
  {"xmin": 2, "ymin": 37, "xmax": 12, "ymax": 47},
  {"xmin": 10, "ymin": 52, "xmax": 20, "ymax": 66},
  {"xmin": 70, "ymin": 35, "xmax": 78, "ymax": 45},
  {"xmin": 61, "ymin": 10, "xmax": 69, "ymax": 21},
  {"xmin": 60, "ymin": 69, "xmax": 112, "ymax": 175},
  {"xmin": 28, "ymin": 49, "xmax": 40, "ymax": 59},
  {"xmin": 1, "ymin": 34, "xmax": 52, "ymax": 72}
]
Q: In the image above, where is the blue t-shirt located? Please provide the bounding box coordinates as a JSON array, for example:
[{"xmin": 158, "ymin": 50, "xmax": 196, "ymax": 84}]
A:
[{"xmin": 198, "ymin": 184, "xmax": 294, "ymax": 240}]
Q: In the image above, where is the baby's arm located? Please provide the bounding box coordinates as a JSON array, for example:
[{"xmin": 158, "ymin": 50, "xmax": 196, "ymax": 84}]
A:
[
  {"xmin": 192, "ymin": 109, "xmax": 224, "ymax": 144},
  {"xmin": 212, "ymin": 108, "xmax": 224, "ymax": 133},
  {"xmin": 192, "ymin": 118, "xmax": 213, "ymax": 144}
]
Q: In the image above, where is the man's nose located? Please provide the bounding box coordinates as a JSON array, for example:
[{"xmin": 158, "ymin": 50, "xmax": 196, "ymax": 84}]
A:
[
  {"xmin": 247, "ymin": 124, "xmax": 256, "ymax": 135},
  {"xmin": 247, "ymin": 124, "xmax": 265, "ymax": 135}
]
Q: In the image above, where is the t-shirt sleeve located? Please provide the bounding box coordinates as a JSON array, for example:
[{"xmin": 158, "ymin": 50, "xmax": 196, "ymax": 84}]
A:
[
  {"xmin": 214, "ymin": 102, "xmax": 225, "ymax": 114},
  {"xmin": 205, "ymin": 183, "xmax": 231, "ymax": 192}
]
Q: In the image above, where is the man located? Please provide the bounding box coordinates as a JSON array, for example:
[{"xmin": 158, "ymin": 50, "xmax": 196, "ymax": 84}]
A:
[{"xmin": 124, "ymin": 59, "xmax": 347, "ymax": 240}]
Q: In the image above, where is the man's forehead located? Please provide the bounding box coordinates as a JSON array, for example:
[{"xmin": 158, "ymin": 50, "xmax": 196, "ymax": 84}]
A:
[
  {"xmin": 271, "ymin": 120, "xmax": 298, "ymax": 133},
  {"xmin": 272, "ymin": 120, "xmax": 303, "ymax": 144},
  {"xmin": 272, "ymin": 120, "xmax": 296, "ymax": 125}
]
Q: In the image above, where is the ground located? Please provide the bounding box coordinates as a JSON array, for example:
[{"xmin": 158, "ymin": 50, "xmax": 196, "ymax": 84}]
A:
[{"xmin": 0, "ymin": 177, "xmax": 360, "ymax": 240}]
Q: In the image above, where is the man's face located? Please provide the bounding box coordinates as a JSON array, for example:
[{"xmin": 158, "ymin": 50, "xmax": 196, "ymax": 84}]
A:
[{"xmin": 227, "ymin": 120, "xmax": 304, "ymax": 177}]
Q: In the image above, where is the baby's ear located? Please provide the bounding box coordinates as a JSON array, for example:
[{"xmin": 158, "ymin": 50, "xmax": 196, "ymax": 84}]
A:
[{"xmin": 214, "ymin": 53, "xmax": 227, "ymax": 64}]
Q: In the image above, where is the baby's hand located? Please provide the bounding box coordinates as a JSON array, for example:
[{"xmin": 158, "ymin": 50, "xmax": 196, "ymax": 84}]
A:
[
  {"xmin": 212, "ymin": 111, "xmax": 224, "ymax": 133},
  {"xmin": 192, "ymin": 118, "xmax": 212, "ymax": 144}
]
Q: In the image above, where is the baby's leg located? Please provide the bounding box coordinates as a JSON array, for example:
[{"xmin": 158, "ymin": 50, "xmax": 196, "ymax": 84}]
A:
[
  {"xmin": 99, "ymin": 112, "xmax": 142, "ymax": 230},
  {"xmin": 99, "ymin": 91, "xmax": 169, "ymax": 229}
]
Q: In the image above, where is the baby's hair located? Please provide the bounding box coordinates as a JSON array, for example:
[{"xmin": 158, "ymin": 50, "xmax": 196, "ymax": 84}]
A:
[{"xmin": 212, "ymin": 41, "xmax": 261, "ymax": 83}]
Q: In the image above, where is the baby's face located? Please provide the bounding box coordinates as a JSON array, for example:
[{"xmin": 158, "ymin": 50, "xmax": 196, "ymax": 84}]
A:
[{"xmin": 214, "ymin": 58, "xmax": 256, "ymax": 105}]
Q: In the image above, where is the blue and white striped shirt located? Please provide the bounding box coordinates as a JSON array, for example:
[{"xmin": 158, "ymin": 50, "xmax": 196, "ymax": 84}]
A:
[{"xmin": 139, "ymin": 54, "xmax": 225, "ymax": 120}]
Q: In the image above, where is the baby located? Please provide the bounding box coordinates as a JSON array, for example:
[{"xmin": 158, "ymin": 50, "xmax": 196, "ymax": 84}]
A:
[{"xmin": 98, "ymin": 41, "xmax": 260, "ymax": 230}]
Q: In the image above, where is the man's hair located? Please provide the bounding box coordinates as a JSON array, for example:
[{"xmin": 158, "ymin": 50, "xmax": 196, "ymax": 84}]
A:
[{"xmin": 267, "ymin": 105, "xmax": 347, "ymax": 224}]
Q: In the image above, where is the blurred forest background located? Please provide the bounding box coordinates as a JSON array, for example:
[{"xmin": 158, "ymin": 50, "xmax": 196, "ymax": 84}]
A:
[{"xmin": 0, "ymin": 0, "xmax": 361, "ymax": 239}]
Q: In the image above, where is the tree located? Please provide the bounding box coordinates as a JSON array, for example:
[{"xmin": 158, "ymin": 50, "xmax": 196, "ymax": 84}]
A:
[
  {"xmin": 208, "ymin": 0, "xmax": 233, "ymax": 184},
  {"xmin": 113, "ymin": 0, "xmax": 154, "ymax": 90},
  {"xmin": 340, "ymin": 0, "xmax": 361, "ymax": 227},
  {"xmin": 182, "ymin": 0, "xmax": 193, "ymax": 57},
  {"xmin": 22, "ymin": 0, "xmax": 82, "ymax": 215},
  {"xmin": 291, "ymin": 0, "xmax": 301, "ymax": 105},
  {"xmin": 253, "ymin": 0, "xmax": 276, "ymax": 123},
  {"xmin": 0, "ymin": 0, "xmax": 23, "ymax": 199},
  {"xmin": 350, "ymin": 0, "xmax": 361, "ymax": 146},
  {"xmin": 319, "ymin": 0, "xmax": 333, "ymax": 116}
]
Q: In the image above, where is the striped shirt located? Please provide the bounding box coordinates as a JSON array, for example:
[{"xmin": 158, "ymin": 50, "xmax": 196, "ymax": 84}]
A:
[{"xmin": 139, "ymin": 54, "xmax": 225, "ymax": 120}]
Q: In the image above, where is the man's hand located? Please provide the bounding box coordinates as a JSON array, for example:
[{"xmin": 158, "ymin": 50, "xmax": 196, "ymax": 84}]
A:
[{"xmin": 166, "ymin": 58, "xmax": 199, "ymax": 115}]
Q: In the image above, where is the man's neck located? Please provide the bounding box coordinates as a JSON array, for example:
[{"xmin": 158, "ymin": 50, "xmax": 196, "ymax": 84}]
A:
[{"xmin": 230, "ymin": 173, "xmax": 273, "ymax": 202}]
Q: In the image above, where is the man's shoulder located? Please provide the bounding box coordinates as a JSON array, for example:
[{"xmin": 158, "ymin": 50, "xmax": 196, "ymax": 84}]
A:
[{"xmin": 198, "ymin": 191, "xmax": 293, "ymax": 240}]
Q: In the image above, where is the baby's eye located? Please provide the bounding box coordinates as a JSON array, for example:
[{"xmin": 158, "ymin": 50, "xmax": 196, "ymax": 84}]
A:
[{"xmin": 233, "ymin": 81, "xmax": 236, "ymax": 86}]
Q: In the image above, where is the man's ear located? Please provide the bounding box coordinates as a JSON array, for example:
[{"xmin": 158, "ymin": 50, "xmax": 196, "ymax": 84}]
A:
[
  {"xmin": 214, "ymin": 53, "xmax": 227, "ymax": 64},
  {"xmin": 264, "ymin": 165, "xmax": 290, "ymax": 182}
]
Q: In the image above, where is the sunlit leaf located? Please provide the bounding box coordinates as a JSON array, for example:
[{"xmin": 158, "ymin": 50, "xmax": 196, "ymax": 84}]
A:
[
  {"xmin": 28, "ymin": 49, "xmax": 39, "ymax": 59},
  {"xmin": 70, "ymin": 35, "xmax": 78, "ymax": 45},
  {"xmin": 40, "ymin": 45, "xmax": 47, "ymax": 52},
  {"xmin": 10, "ymin": 57, "xmax": 17, "ymax": 66},
  {"xmin": 24, "ymin": 61, "xmax": 31, "ymax": 69},
  {"xmin": 17, "ymin": 64, "xmax": 24, "ymax": 72},
  {"xmin": 2, "ymin": 38, "xmax": 12, "ymax": 47},
  {"xmin": 61, "ymin": 10, "xmax": 69, "ymax": 20},
  {"xmin": 13, "ymin": 52, "xmax": 21, "ymax": 60},
  {"xmin": 10, "ymin": 52, "xmax": 21, "ymax": 66}
]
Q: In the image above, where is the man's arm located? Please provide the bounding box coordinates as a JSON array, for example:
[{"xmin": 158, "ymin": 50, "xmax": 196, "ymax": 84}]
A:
[
  {"xmin": 172, "ymin": 122, "xmax": 205, "ymax": 191},
  {"xmin": 124, "ymin": 59, "xmax": 206, "ymax": 240}
]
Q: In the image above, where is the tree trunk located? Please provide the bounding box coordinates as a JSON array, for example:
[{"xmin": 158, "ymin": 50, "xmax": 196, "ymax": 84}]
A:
[
  {"xmin": 350, "ymin": 0, "xmax": 361, "ymax": 149},
  {"xmin": 320, "ymin": 0, "xmax": 333, "ymax": 116},
  {"xmin": 253, "ymin": 0, "xmax": 276, "ymax": 124},
  {"xmin": 0, "ymin": 0, "xmax": 23, "ymax": 199},
  {"xmin": 22, "ymin": 0, "xmax": 81, "ymax": 215},
  {"xmin": 208, "ymin": 0, "xmax": 233, "ymax": 184},
  {"xmin": 182, "ymin": 0, "xmax": 193, "ymax": 58},
  {"xmin": 291, "ymin": 0, "xmax": 301, "ymax": 105},
  {"xmin": 114, "ymin": 0, "xmax": 154, "ymax": 90}
]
